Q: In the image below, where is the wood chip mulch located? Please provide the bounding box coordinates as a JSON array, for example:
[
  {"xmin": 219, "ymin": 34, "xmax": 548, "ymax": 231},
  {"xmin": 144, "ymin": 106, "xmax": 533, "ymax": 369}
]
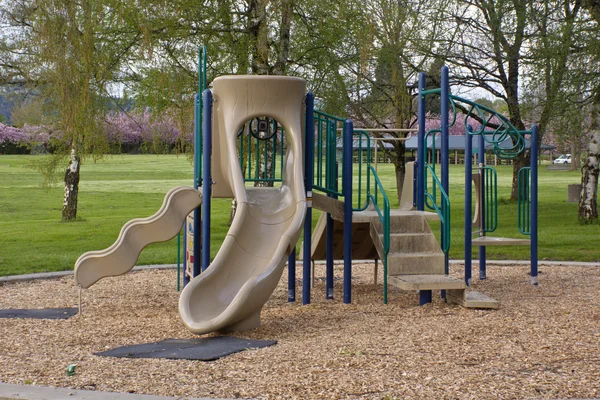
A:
[{"xmin": 1, "ymin": 263, "xmax": 599, "ymax": 399}]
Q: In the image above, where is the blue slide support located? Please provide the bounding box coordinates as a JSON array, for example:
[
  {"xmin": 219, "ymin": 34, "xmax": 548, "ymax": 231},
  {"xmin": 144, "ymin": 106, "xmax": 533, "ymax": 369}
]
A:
[
  {"xmin": 478, "ymin": 134, "xmax": 487, "ymax": 280},
  {"xmin": 302, "ymin": 93, "xmax": 315, "ymax": 305},
  {"xmin": 288, "ymin": 249, "xmax": 296, "ymax": 302},
  {"xmin": 416, "ymin": 73, "xmax": 426, "ymax": 211},
  {"xmin": 343, "ymin": 119, "xmax": 353, "ymax": 304},
  {"xmin": 530, "ymin": 125, "xmax": 539, "ymax": 285},
  {"xmin": 201, "ymin": 89, "xmax": 212, "ymax": 272},
  {"xmin": 464, "ymin": 126, "xmax": 473, "ymax": 286}
]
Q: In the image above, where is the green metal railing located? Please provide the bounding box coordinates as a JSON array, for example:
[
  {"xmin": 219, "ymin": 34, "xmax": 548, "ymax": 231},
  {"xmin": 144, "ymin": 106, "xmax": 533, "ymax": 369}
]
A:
[
  {"xmin": 367, "ymin": 165, "xmax": 390, "ymax": 304},
  {"xmin": 482, "ymin": 166, "xmax": 498, "ymax": 233},
  {"xmin": 314, "ymin": 110, "xmax": 345, "ymax": 197},
  {"xmin": 422, "ymin": 123, "xmax": 451, "ymax": 254},
  {"xmin": 448, "ymin": 94, "xmax": 525, "ymax": 160},
  {"xmin": 238, "ymin": 120, "xmax": 285, "ymax": 184},
  {"xmin": 518, "ymin": 167, "xmax": 531, "ymax": 235},
  {"xmin": 424, "ymin": 163, "xmax": 451, "ymax": 253}
]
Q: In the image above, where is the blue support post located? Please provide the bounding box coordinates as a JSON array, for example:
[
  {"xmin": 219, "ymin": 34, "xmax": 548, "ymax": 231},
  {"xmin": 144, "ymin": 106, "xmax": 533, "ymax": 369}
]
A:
[
  {"xmin": 419, "ymin": 291, "xmax": 432, "ymax": 306},
  {"xmin": 530, "ymin": 125, "xmax": 539, "ymax": 285},
  {"xmin": 464, "ymin": 126, "xmax": 473, "ymax": 286},
  {"xmin": 288, "ymin": 249, "xmax": 296, "ymax": 302},
  {"xmin": 343, "ymin": 119, "xmax": 353, "ymax": 304},
  {"xmin": 302, "ymin": 93, "xmax": 315, "ymax": 305},
  {"xmin": 478, "ymin": 134, "xmax": 487, "ymax": 280},
  {"xmin": 183, "ymin": 225, "xmax": 189, "ymax": 287},
  {"xmin": 440, "ymin": 66, "xmax": 450, "ymax": 295},
  {"xmin": 192, "ymin": 93, "xmax": 202, "ymax": 279},
  {"xmin": 417, "ymin": 72, "xmax": 426, "ymax": 211},
  {"xmin": 201, "ymin": 89, "xmax": 212, "ymax": 272}
]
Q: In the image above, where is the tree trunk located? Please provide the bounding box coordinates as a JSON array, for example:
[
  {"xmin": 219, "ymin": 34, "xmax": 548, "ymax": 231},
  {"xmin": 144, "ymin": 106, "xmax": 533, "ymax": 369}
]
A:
[
  {"xmin": 571, "ymin": 139, "xmax": 580, "ymax": 171},
  {"xmin": 62, "ymin": 148, "xmax": 81, "ymax": 221},
  {"xmin": 511, "ymin": 151, "xmax": 529, "ymax": 201},
  {"xmin": 579, "ymin": 124, "xmax": 600, "ymax": 223},
  {"xmin": 392, "ymin": 141, "xmax": 406, "ymax": 205}
]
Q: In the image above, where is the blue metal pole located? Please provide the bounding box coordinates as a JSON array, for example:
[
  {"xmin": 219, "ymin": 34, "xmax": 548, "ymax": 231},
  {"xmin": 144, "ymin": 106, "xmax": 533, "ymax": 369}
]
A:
[
  {"xmin": 193, "ymin": 93, "xmax": 202, "ymax": 278},
  {"xmin": 464, "ymin": 126, "xmax": 473, "ymax": 286},
  {"xmin": 288, "ymin": 249, "xmax": 296, "ymax": 302},
  {"xmin": 478, "ymin": 133, "xmax": 487, "ymax": 280},
  {"xmin": 343, "ymin": 119, "xmax": 353, "ymax": 304},
  {"xmin": 417, "ymin": 72, "xmax": 426, "ymax": 211},
  {"xmin": 440, "ymin": 66, "xmax": 450, "ymax": 296},
  {"xmin": 201, "ymin": 89, "xmax": 212, "ymax": 272},
  {"xmin": 530, "ymin": 125, "xmax": 539, "ymax": 285},
  {"xmin": 419, "ymin": 290, "xmax": 432, "ymax": 306},
  {"xmin": 183, "ymin": 224, "xmax": 189, "ymax": 287},
  {"xmin": 302, "ymin": 93, "xmax": 315, "ymax": 305}
]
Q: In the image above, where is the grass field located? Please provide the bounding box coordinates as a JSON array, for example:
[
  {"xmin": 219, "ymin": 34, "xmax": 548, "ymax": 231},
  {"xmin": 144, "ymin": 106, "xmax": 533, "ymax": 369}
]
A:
[{"xmin": 0, "ymin": 154, "xmax": 594, "ymax": 277}]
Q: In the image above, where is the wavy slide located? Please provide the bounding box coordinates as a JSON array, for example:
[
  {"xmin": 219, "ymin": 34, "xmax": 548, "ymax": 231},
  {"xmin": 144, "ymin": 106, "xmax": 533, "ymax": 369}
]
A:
[
  {"xmin": 178, "ymin": 75, "xmax": 307, "ymax": 334},
  {"xmin": 75, "ymin": 76, "xmax": 307, "ymax": 335},
  {"xmin": 74, "ymin": 186, "xmax": 202, "ymax": 289}
]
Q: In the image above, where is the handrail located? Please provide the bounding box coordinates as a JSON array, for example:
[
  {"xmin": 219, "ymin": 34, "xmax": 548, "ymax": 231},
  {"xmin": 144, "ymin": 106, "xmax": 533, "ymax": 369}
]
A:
[
  {"xmin": 424, "ymin": 163, "xmax": 451, "ymax": 253},
  {"xmin": 367, "ymin": 165, "xmax": 390, "ymax": 304}
]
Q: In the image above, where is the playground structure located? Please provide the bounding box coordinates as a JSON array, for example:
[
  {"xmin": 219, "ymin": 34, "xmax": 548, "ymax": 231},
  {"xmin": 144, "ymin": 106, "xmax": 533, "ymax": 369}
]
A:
[{"xmin": 74, "ymin": 47, "xmax": 539, "ymax": 334}]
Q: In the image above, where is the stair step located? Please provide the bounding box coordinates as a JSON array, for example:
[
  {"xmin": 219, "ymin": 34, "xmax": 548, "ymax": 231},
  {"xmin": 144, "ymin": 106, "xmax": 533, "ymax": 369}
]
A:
[
  {"xmin": 388, "ymin": 252, "xmax": 445, "ymax": 275},
  {"xmin": 371, "ymin": 215, "xmax": 428, "ymax": 234},
  {"xmin": 388, "ymin": 274, "xmax": 466, "ymax": 291},
  {"xmin": 446, "ymin": 289, "xmax": 499, "ymax": 309},
  {"xmin": 382, "ymin": 232, "xmax": 441, "ymax": 253}
]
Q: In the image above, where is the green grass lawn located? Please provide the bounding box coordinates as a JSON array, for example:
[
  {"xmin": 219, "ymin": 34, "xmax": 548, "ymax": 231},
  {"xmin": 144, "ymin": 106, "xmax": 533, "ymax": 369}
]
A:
[{"xmin": 0, "ymin": 154, "xmax": 594, "ymax": 277}]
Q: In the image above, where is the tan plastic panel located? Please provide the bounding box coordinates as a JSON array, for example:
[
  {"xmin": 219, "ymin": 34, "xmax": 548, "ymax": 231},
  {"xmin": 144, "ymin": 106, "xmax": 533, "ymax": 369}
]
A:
[
  {"xmin": 178, "ymin": 75, "xmax": 307, "ymax": 335},
  {"xmin": 74, "ymin": 186, "xmax": 202, "ymax": 288}
]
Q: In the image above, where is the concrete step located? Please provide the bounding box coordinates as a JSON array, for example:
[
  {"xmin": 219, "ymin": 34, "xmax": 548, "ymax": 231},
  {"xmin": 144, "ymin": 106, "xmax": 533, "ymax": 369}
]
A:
[
  {"xmin": 383, "ymin": 232, "xmax": 442, "ymax": 253},
  {"xmin": 371, "ymin": 214, "xmax": 429, "ymax": 234},
  {"xmin": 387, "ymin": 252, "xmax": 445, "ymax": 275},
  {"xmin": 446, "ymin": 289, "xmax": 499, "ymax": 309},
  {"xmin": 388, "ymin": 274, "xmax": 466, "ymax": 291}
]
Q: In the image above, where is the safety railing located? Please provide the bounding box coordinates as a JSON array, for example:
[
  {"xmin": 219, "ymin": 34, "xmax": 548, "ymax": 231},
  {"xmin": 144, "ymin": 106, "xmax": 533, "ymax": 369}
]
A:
[
  {"xmin": 313, "ymin": 110, "xmax": 370, "ymax": 211},
  {"xmin": 518, "ymin": 167, "xmax": 531, "ymax": 235},
  {"xmin": 482, "ymin": 166, "xmax": 498, "ymax": 233},
  {"xmin": 238, "ymin": 120, "xmax": 285, "ymax": 184},
  {"xmin": 367, "ymin": 165, "xmax": 390, "ymax": 304},
  {"xmin": 314, "ymin": 110, "xmax": 345, "ymax": 197},
  {"xmin": 448, "ymin": 94, "xmax": 526, "ymax": 159}
]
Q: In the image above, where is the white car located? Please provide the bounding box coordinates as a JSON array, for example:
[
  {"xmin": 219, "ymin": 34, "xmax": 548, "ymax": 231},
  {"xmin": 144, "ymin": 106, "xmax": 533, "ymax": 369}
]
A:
[{"xmin": 553, "ymin": 154, "xmax": 571, "ymax": 164}]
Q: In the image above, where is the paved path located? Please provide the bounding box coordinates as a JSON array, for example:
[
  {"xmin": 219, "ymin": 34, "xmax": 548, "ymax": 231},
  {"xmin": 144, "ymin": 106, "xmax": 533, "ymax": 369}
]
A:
[{"xmin": 0, "ymin": 383, "xmax": 236, "ymax": 400}]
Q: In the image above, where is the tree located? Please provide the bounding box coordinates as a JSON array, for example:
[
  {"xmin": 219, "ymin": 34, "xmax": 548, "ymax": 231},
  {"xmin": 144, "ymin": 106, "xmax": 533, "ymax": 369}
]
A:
[
  {"xmin": 1, "ymin": 0, "xmax": 143, "ymax": 220},
  {"xmin": 578, "ymin": 0, "xmax": 600, "ymax": 222},
  {"xmin": 334, "ymin": 0, "xmax": 454, "ymax": 203}
]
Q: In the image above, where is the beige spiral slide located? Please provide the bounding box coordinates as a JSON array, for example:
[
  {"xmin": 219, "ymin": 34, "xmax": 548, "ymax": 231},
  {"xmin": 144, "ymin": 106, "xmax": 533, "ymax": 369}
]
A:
[
  {"xmin": 178, "ymin": 75, "xmax": 307, "ymax": 334},
  {"xmin": 74, "ymin": 186, "xmax": 202, "ymax": 289}
]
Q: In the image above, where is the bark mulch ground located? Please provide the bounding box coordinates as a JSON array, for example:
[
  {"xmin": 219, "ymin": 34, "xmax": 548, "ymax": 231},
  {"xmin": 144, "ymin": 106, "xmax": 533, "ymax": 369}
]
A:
[{"xmin": 1, "ymin": 263, "xmax": 599, "ymax": 399}]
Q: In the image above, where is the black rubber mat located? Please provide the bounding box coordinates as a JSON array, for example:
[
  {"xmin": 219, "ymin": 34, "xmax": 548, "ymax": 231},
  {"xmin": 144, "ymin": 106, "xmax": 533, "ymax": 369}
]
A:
[
  {"xmin": 0, "ymin": 307, "xmax": 78, "ymax": 319},
  {"xmin": 95, "ymin": 336, "xmax": 277, "ymax": 361}
]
